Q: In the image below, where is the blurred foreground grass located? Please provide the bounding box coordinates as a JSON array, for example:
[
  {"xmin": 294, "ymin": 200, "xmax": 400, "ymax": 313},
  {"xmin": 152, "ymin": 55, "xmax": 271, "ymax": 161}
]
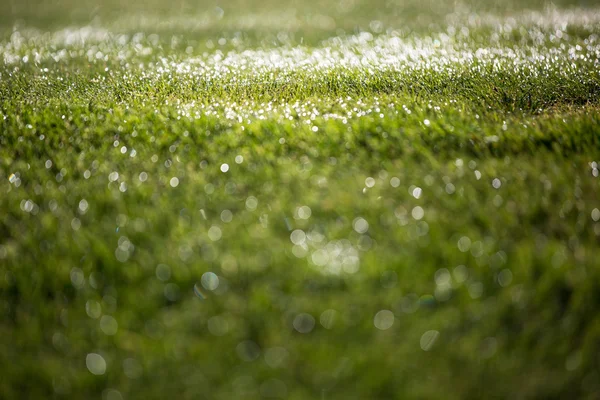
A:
[{"xmin": 1, "ymin": 0, "xmax": 600, "ymax": 399}]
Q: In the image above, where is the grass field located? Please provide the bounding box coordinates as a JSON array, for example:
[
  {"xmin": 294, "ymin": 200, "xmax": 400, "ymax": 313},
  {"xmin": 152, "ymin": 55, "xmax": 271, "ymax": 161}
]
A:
[{"xmin": 1, "ymin": 0, "xmax": 600, "ymax": 398}]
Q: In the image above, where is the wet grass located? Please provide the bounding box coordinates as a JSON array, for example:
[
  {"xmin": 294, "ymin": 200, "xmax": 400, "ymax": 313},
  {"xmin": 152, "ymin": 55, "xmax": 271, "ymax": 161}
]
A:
[{"xmin": 1, "ymin": 1, "xmax": 600, "ymax": 399}]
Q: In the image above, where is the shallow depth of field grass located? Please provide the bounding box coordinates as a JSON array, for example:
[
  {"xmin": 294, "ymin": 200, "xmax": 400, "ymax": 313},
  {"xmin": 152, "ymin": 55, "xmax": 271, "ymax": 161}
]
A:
[{"xmin": 1, "ymin": 0, "xmax": 600, "ymax": 398}]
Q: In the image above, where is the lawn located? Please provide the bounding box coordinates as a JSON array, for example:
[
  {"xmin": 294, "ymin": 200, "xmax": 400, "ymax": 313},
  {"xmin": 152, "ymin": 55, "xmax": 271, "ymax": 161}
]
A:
[{"xmin": 1, "ymin": 0, "xmax": 600, "ymax": 398}]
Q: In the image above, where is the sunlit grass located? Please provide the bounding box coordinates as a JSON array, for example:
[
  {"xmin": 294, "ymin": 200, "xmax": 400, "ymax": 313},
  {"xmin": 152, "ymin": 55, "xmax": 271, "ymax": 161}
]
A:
[{"xmin": 1, "ymin": 1, "xmax": 600, "ymax": 399}]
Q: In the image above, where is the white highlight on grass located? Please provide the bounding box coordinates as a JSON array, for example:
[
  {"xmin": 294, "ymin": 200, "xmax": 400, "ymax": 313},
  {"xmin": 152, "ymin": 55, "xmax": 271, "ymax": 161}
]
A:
[
  {"xmin": 353, "ymin": 217, "xmax": 369, "ymax": 233},
  {"xmin": 208, "ymin": 226, "xmax": 222, "ymax": 241},
  {"xmin": 411, "ymin": 187, "xmax": 422, "ymax": 199},
  {"xmin": 290, "ymin": 229, "xmax": 306, "ymax": 245},
  {"xmin": 420, "ymin": 330, "xmax": 440, "ymax": 351},
  {"xmin": 411, "ymin": 206, "xmax": 424, "ymax": 220},
  {"xmin": 293, "ymin": 313, "xmax": 315, "ymax": 333},
  {"xmin": 201, "ymin": 272, "xmax": 219, "ymax": 291},
  {"xmin": 86, "ymin": 353, "xmax": 107, "ymax": 375},
  {"xmin": 245, "ymin": 196, "xmax": 258, "ymax": 211},
  {"xmin": 374, "ymin": 310, "xmax": 395, "ymax": 330},
  {"xmin": 100, "ymin": 315, "xmax": 118, "ymax": 335}
]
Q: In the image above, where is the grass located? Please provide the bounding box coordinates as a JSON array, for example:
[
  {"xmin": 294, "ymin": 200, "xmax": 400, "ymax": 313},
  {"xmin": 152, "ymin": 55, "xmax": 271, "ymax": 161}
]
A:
[{"xmin": 1, "ymin": 0, "xmax": 600, "ymax": 399}]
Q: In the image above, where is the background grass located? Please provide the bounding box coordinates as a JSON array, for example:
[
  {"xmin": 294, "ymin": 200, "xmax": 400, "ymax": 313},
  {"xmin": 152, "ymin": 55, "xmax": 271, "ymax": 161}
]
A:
[{"xmin": 1, "ymin": 0, "xmax": 600, "ymax": 399}]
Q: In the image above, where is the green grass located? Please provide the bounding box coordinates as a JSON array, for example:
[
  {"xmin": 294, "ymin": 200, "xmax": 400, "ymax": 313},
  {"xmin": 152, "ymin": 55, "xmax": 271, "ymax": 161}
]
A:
[{"xmin": 2, "ymin": 0, "xmax": 600, "ymax": 399}]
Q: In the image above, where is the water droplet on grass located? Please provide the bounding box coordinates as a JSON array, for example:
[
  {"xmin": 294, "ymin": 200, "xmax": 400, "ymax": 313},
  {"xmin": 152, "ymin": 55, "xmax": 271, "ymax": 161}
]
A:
[
  {"xmin": 353, "ymin": 217, "xmax": 369, "ymax": 233},
  {"xmin": 374, "ymin": 310, "xmax": 394, "ymax": 330},
  {"xmin": 420, "ymin": 330, "xmax": 439, "ymax": 351},
  {"xmin": 293, "ymin": 313, "xmax": 315, "ymax": 333},
  {"xmin": 86, "ymin": 353, "xmax": 106, "ymax": 375},
  {"xmin": 208, "ymin": 226, "xmax": 222, "ymax": 241},
  {"xmin": 155, "ymin": 264, "xmax": 171, "ymax": 281},
  {"xmin": 201, "ymin": 272, "xmax": 219, "ymax": 291},
  {"xmin": 100, "ymin": 315, "xmax": 118, "ymax": 335},
  {"xmin": 411, "ymin": 206, "xmax": 424, "ymax": 220}
]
